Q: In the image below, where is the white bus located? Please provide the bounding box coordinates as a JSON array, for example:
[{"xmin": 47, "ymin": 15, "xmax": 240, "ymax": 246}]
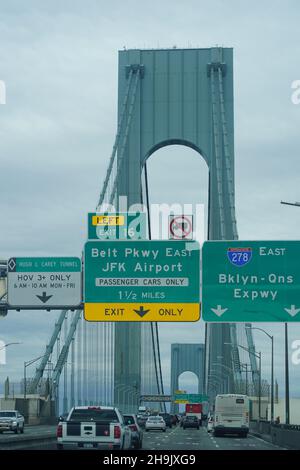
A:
[{"xmin": 214, "ymin": 394, "xmax": 249, "ymax": 437}]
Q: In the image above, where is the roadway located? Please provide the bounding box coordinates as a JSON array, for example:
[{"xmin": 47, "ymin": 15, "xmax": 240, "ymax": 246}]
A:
[
  {"xmin": 142, "ymin": 425, "xmax": 284, "ymax": 450},
  {"xmin": 1, "ymin": 424, "xmax": 285, "ymax": 450},
  {"xmin": 0, "ymin": 425, "xmax": 56, "ymax": 449}
]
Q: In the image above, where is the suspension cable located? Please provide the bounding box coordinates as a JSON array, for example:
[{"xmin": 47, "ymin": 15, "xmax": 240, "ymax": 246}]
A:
[
  {"xmin": 144, "ymin": 162, "xmax": 166, "ymax": 413},
  {"xmin": 109, "ymin": 70, "xmax": 141, "ymax": 205},
  {"xmin": 217, "ymin": 67, "xmax": 238, "ymax": 239},
  {"xmin": 97, "ymin": 69, "xmax": 134, "ymax": 207},
  {"xmin": 210, "ymin": 68, "xmax": 226, "ymax": 239}
]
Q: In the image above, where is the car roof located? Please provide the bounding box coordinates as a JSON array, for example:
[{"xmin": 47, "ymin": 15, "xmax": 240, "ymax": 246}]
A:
[{"xmin": 72, "ymin": 406, "xmax": 116, "ymax": 410}]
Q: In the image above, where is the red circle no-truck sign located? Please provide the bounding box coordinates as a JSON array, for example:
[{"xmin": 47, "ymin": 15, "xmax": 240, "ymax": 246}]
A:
[{"xmin": 169, "ymin": 215, "xmax": 193, "ymax": 240}]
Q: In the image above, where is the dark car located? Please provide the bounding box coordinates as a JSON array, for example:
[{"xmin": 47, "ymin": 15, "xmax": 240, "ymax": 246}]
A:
[
  {"xmin": 171, "ymin": 414, "xmax": 179, "ymax": 426},
  {"xmin": 123, "ymin": 414, "xmax": 143, "ymax": 449},
  {"xmin": 179, "ymin": 414, "xmax": 186, "ymax": 427},
  {"xmin": 137, "ymin": 414, "xmax": 148, "ymax": 428},
  {"xmin": 183, "ymin": 415, "xmax": 199, "ymax": 430},
  {"xmin": 159, "ymin": 413, "xmax": 173, "ymax": 428}
]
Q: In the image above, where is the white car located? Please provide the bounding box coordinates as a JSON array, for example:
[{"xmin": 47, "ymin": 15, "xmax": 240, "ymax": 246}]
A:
[
  {"xmin": 0, "ymin": 410, "xmax": 25, "ymax": 434},
  {"xmin": 207, "ymin": 416, "xmax": 214, "ymax": 433},
  {"xmin": 145, "ymin": 416, "xmax": 166, "ymax": 432}
]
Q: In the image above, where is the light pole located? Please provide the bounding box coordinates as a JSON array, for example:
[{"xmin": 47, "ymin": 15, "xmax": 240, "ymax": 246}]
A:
[
  {"xmin": 225, "ymin": 342, "xmax": 262, "ymax": 420},
  {"xmin": 246, "ymin": 326, "xmax": 274, "ymax": 422},
  {"xmin": 280, "ymin": 200, "xmax": 298, "ymax": 423},
  {"xmin": 246, "ymin": 326, "xmax": 274, "ymax": 423},
  {"xmin": 24, "ymin": 355, "xmax": 49, "ymax": 400},
  {"xmin": 0, "ymin": 342, "xmax": 21, "ymax": 351}
]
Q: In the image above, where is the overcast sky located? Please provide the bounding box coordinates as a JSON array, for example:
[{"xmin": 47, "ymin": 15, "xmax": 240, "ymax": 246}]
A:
[{"xmin": 1, "ymin": 0, "xmax": 300, "ymax": 406}]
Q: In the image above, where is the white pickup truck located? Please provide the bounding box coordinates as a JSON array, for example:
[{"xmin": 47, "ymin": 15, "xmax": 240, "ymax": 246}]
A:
[
  {"xmin": 56, "ymin": 406, "xmax": 132, "ymax": 450},
  {"xmin": 0, "ymin": 410, "xmax": 25, "ymax": 434}
]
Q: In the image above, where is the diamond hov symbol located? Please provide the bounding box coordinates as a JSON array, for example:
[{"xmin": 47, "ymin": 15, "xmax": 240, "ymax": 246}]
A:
[{"xmin": 133, "ymin": 306, "xmax": 150, "ymax": 318}]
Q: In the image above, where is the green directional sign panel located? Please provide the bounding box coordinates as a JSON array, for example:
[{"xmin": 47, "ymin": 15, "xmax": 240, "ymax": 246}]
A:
[
  {"xmin": 84, "ymin": 240, "xmax": 200, "ymax": 322},
  {"xmin": 88, "ymin": 212, "xmax": 146, "ymax": 240},
  {"xmin": 203, "ymin": 240, "xmax": 300, "ymax": 322},
  {"xmin": 173, "ymin": 393, "xmax": 207, "ymax": 403}
]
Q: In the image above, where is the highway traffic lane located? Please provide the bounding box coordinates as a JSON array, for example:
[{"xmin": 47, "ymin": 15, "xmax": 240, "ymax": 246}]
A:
[
  {"xmin": 9, "ymin": 425, "xmax": 287, "ymax": 451},
  {"xmin": 142, "ymin": 425, "xmax": 286, "ymax": 451},
  {"xmin": 0, "ymin": 425, "xmax": 56, "ymax": 440},
  {"xmin": 0, "ymin": 425, "xmax": 56, "ymax": 450},
  {"xmin": 143, "ymin": 425, "xmax": 216, "ymax": 450}
]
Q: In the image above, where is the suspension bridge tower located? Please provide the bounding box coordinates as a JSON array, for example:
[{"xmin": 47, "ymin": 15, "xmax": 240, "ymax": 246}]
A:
[{"xmin": 103, "ymin": 47, "xmax": 240, "ymax": 408}]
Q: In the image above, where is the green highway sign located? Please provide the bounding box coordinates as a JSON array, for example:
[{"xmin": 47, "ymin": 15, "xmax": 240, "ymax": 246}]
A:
[
  {"xmin": 84, "ymin": 240, "xmax": 200, "ymax": 322},
  {"xmin": 203, "ymin": 240, "xmax": 300, "ymax": 322},
  {"xmin": 7, "ymin": 257, "xmax": 82, "ymax": 308},
  {"xmin": 173, "ymin": 393, "xmax": 208, "ymax": 403},
  {"xmin": 88, "ymin": 212, "xmax": 146, "ymax": 240}
]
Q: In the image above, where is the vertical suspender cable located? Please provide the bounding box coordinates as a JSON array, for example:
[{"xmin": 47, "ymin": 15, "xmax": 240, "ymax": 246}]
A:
[
  {"xmin": 77, "ymin": 314, "xmax": 82, "ymax": 405},
  {"xmin": 144, "ymin": 162, "xmax": 167, "ymax": 412},
  {"xmin": 71, "ymin": 335, "xmax": 75, "ymax": 408},
  {"xmin": 104, "ymin": 323, "xmax": 107, "ymax": 405},
  {"xmin": 63, "ymin": 313, "xmax": 68, "ymax": 414},
  {"xmin": 83, "ymin": 317, "xmax": 87, "ymax": 405},
  {"xmin": 96, "ymin": 322, "xmax": 99, "ymax": 403}
]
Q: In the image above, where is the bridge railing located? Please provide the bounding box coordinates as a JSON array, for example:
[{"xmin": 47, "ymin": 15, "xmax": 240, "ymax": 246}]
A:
[{"xmin": 250, "ymin": 420, "xmax": 300, "ymax": 449}]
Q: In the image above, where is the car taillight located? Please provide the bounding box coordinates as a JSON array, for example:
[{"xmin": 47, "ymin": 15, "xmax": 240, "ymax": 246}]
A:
[
  {"xmin": 129, "ymin": 424, "xmax": 138, "ymax": 432},
  {"xmin": 56, "ymin": 424, "xmax": 63, "ymax": 438},
  {"xmin": 114, "ymin": 425, "xmax": 121, "ymax": 439}
]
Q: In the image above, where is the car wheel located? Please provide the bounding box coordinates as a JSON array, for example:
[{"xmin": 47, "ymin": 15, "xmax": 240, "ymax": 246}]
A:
[
  {"xmin": 146, "ymin": 429, "xmax": 149, "ymax": 432},
  {"xmin": 20, "ymin": 425, "xmax": 24, "ymax": 434},
  {"xmin": 57, "ymin": 444, "xmax": 64, "ymax": 450},
  {"xmin": 14, "ymin": 426, "xmax": 19, "ymax": 434},
  {"xmin": 163, "ymin": 429, "xmax": 166, "ymax": 432}
]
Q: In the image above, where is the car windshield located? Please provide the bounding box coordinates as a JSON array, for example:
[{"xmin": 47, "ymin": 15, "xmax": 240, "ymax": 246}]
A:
[
  {"xmin": 0, "ymin": 412, "xmax": 16, "ymax": 418},
  {"xmin": 148, "ymin": 417, "xmax": 161, "ymax": 421},
  {"xmin": 69, "ymin": 409, "xmax": 119, "ymax": 422}
]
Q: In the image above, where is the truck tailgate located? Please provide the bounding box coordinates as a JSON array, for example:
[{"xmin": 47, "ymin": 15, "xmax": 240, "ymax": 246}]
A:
[{"xmin": 65, "ymin": 421, "xmax": 112, "ymax": 442}]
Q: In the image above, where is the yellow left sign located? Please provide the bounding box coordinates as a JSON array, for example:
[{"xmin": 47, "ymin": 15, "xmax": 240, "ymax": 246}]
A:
[
  {"xmin": 92, "ymin": 215, "xmax": 125, "ymax": 226},
  {"xmin": 84, "ymin": 303, "xmax": 200, "ymax": 322}
]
